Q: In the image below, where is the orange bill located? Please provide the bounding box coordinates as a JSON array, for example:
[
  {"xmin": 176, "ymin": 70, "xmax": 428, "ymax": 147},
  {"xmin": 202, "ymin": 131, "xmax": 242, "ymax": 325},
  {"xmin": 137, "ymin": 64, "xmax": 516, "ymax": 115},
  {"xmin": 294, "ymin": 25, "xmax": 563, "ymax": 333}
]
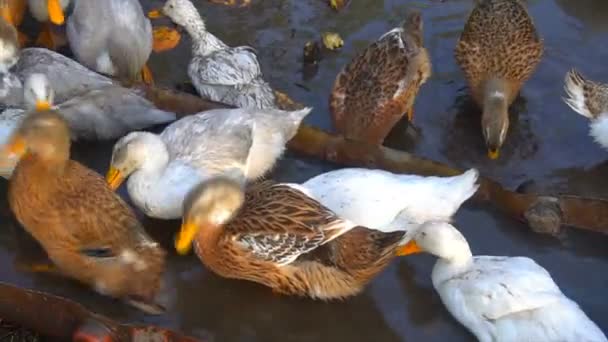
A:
[
  {"xmin": 395, "ymin": 240, "xmax": 423, "ymax": 256},
  {"xmin": 487, "ymin": 148, "xmax": 499, "ymax": 160},
  {"xmin": 105, "ymin": 166, "xmax": 125, "ymax": 191},
  {"xmin": 35, "ymin": 100, "xmax": 51, "ymax": 111},
  {"xmin": 47, "ymin": 0, "xmax": 65, "ymax": 25},
  {"xmin": 175, "ymin": 219, "xmax": 199, "ymax": 255},
  {"xmin": 147, "ymin": 9, "xmax": 164, "ymax": 19}
]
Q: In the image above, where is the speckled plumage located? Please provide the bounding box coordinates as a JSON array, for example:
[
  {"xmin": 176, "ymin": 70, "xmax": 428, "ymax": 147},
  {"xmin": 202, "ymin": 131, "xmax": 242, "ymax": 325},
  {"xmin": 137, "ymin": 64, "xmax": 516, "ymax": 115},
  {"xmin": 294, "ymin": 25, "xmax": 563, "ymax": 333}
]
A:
[
  {"xmin": 67, "ymin": 0, "xmax": 152, "ymax": 81},
  {"xmin": 330, "ymin": 12, "xmax": 431, "ymax": 145},
  {"xmin": 564, "ymin": 69, "xmax": 608, "ymax": 150},
  {"xmin": 161, "ymin": 0, "xmax": 276, "ymax": 109},
  {"xmin": 6, "ymin": 111, "xmax": 166, "ymax": 313},
  {"xmin": 455, "ymin": 0, "xmax": 543, "ymax": 156},
  {"xmin": 190, "ymin": 180, "xmax": 405, "ymax": 299}
]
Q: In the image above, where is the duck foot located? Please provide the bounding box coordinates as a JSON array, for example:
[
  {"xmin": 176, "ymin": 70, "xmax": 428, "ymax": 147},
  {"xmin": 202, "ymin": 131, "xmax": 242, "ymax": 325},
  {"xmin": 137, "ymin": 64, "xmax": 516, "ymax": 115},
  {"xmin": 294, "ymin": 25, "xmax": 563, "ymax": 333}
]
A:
[
  {"xmin": 208, "ymin": 0, "xmax": 251, "ymax": 7},
  {"xmin": 152, "ymin": 26, "xmax": 181, "ymax": 53}
]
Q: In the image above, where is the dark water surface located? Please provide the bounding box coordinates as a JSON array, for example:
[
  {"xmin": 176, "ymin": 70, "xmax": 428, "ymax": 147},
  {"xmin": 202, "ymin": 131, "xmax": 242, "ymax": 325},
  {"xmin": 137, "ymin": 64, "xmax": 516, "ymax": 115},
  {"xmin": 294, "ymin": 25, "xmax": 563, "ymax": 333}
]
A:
[{"xmin": 1, "ymin": 0, "xmax": 608, "ymax": 341}]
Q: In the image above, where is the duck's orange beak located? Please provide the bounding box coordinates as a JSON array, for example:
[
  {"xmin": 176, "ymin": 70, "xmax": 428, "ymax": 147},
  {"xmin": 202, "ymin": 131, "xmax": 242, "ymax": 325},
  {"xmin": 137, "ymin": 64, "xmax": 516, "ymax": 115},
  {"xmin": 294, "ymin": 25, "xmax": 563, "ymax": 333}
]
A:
[
  {"xmin": 487, "ymin": 148, "xmax": 499, "ymax": 160},
  {"xmin": 35, "ymin": 100, "xmax": 51, "ymax": 111},
  {"xmin": 175, "ymin": 219, "xmax": 200, "ymax": 255},
  {"xmin": 395, "ymin": 240, "xmax": 423, "ymax": 256},
  {"xmin": 47, "ymin": 0, "xmax": 64, "ymax": 25},
  {"xmin": 147, "ymin": 9, "xmax": 164, "ymax": 19},
  {"xmin": 0, "ymin": 134, "xmax": 27, "ymax": 169},
  {"xmin": 105, "ymin": 166, "xmax": 124, "ymax": 191}
]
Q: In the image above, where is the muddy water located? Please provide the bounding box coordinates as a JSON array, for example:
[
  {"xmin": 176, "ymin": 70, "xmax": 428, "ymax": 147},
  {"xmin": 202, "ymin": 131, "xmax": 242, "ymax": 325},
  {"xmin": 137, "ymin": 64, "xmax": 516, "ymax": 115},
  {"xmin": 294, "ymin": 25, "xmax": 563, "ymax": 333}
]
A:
[{"xmin": 1, "ymin": 0, "xmax": 608, "ymax": 341}]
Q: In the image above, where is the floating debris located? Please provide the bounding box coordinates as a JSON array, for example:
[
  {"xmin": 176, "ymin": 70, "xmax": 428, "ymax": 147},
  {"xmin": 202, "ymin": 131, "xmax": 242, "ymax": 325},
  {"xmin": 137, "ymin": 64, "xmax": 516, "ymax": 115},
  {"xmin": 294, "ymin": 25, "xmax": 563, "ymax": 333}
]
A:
[
  {"xmin": 303, "ymin": 40, "xmax": 322, "ymax": 65},
  {"xmin": 329, "ymin": 0, "xmax": 351, "ymax": 11},
  {"xmin": 321, "ymin": 32, "xmax": 344, "ymax": 50},
  {"xmin": 152, "ymin": 26, "xmax": 182, "ymax": 52}
]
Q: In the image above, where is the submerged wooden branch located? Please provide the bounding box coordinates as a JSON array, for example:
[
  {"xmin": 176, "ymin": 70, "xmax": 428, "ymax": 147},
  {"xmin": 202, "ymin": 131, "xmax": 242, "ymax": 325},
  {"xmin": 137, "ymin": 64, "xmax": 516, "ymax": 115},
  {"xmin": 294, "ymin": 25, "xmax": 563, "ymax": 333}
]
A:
[
  {"xmin": 0, "ymin": 282, "xmax": 201, "ymax": 341},
  {"xmin": 136, "ymin": 85, "xmax": 608, "ymax": 235}
]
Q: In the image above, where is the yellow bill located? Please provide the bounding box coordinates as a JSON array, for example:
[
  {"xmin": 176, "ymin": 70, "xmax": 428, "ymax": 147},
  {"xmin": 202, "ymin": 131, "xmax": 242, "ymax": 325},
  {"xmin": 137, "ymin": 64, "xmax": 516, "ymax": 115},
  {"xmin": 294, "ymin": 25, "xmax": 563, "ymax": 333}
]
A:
[
  {"xmin": 174, "ymin": 220, "xmax": 198, "ymax": 255},
  {"xmin": 487, "ymin": 148, "xmax": 499, "ymax": 160},
  {"xmin": 0, "ymin": 135, "xmax": 27, "ymax": 169},
  {"xmin": 47, "ymin": 0, "xmax": 65, "ymax": 25},
  {"xmin": 105, "ymin": 166, "xmax": 124, "ymax": 191},
  {"xmin": 35, "ymin": 100, "xmax": 51, "ymax": 111},
  {"xmin": 147, "ymin": 9, "xmax": 164, "ymax": 19},
  {"xmin": 395, "ymin": 240, "xmax": 423, "ymax": 256}
]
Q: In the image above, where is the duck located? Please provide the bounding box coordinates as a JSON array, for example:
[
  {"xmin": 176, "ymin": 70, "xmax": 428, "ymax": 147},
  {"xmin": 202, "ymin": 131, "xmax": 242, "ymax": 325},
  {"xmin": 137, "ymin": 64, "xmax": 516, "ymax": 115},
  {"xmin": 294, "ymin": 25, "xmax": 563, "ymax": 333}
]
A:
[
  {"xmin": 0, "ymin": 15, "xmax": 22, "ymax": 105},
  {"xmin": 105, "ymin": 106, "xmax": 311, "ymax": 219},
  {"xmin": 330, "ymin": 11, "xmax": 431, "ymax": 145},
  {"xmin": 0, "ymin": 110, "xmax": 167, "ymax": 314},
  {"xmin": 300, "ymin": 168, "xmax": 479, "ymax": 242},
  {"xmin": 175, "ymin": 176, "xmax": 407, "ymax": 299},
  {"xmin": 67, "ymin": 0, "xmax": 156, "ymax": 85},
  {"xmin": 150, "ymin": 0, "xmax": 277, "ymax": 109},
  {"xmin": 0, "ymin": 72, "xmax": 175, "ymax": 143},
  {"xmin": 0, "ymin": 0, "xmax": 27, "ymax": 47},
  {"xmin": 399, "ymin": 221, "xmax": 607, "ymax": 342},
  {"xmin": 3, "ymin": 47, "xmax": 114, "ymax": 107},
  {"xmin": 454, "ymin": 0, "xmax": 543, "ymax": 160},
  {"xmin": 27, "ymin": 0, "xmax": 70, "ymax": 50},
  {"xmin": 563, "ymin": 69, "xmax": 608, "ymax": 151}
]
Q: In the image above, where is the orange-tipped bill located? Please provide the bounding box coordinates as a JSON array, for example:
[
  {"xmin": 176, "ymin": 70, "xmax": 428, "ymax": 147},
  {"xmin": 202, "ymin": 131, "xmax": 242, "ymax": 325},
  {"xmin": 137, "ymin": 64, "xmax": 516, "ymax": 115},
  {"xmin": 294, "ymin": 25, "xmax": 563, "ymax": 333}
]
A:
[
  {"xmin": 105, "ymin": 166, "xmax": 124, "ymax": 191},
  {"xmin": 148, "ymin": 9, "xmax": 164, "ymax": 19},
  {"xmin": 35, "ymin": 100, "xmax": 51, "ymax": 111},
  {"xmin": 395, "ymin": 240, "xmax": 423, "ymax": 256},
  {"xmin": 175, "ymin": 219, "xmax": 199, "ymax": 255},
  {"xmin": 0, "ymin": 135, "xmax": 27, "ymax": 171},
  {"xmin": 487, "ymin": 148, "xmax": 499, "ymax": 160},
  {"xmin": 47, "ymin": 0, "xmax": 65, "ymax": 25}
]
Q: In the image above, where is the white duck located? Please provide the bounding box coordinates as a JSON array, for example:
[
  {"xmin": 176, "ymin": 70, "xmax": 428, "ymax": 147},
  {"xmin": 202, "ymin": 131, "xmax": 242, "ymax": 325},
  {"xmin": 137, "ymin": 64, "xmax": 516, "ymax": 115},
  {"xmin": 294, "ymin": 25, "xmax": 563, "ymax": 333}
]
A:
[
  {"xmin": 400, "ymin": 221, "xmax": 607, "ymax": 342},
  {"xmin": 105, "ymin": 106, "xmax": 311, "ymax": 219},
  {"xmin": 27, "ymin": 0, "xmax": 71, "ymax": 49},
  {"xmin": 155, "ymin": 0, "xmax": 276, "ymax": 109},
  {"xmin": 0, "ymin": 15, "xmax": 22, "ymax": 107},
  {"xmin": 0, "ymin": 72, "xmax": 175, "ymax": 140},
  {"xmin": 3, "ymin": 47, "xmax": 115, "ymax": 107},
  {"xmin": 299, "ymin": 168, "xmax": 479, "ymax": 242},
  {"xmin": 563, "ymin": 69, "xmax": 608, "ymax": 151},
  {"xmin": 67, "ymin": 0, "xmax": 154, "ymax": 84}
]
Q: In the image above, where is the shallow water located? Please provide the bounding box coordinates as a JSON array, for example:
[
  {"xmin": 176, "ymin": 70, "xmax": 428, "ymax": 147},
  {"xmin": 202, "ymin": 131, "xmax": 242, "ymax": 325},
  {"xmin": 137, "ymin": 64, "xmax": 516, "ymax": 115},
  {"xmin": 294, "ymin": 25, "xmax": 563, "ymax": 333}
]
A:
[{"xmin": 1, "ymin": 0, "xmax": 608, "ymax": 340}]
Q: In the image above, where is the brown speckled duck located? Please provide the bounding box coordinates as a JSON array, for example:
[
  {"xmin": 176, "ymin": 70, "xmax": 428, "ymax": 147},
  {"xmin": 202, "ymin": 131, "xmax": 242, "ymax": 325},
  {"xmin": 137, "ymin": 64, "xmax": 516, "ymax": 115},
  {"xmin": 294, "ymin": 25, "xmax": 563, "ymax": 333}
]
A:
[
  {"xmin": 175, "ymin": 177, "xmax": 407, "ymax": 299},
  {"xmin": 1, "ymin": 110, "xmax": 166, "ymax": 314},
  {"xmin": 455, "ymin": 0, "xmax": 543, "ymax": 160},
  {"xmin": 329, "ymin": 11, "xmax": 431, "ymax": 145}
]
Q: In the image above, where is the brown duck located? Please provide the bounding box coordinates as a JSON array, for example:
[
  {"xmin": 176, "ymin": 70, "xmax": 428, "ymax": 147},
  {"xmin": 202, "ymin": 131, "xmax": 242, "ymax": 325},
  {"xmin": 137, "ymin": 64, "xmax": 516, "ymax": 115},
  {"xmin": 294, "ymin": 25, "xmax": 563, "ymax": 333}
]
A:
[
  {"xmin": 175, "ymin": 177, "xmax": 407, "ymax": 299},
  {"xmin": 455, "ymin": 0, "xmax": 543, "ymax": 159},
  {"xmin": 1, "ymin": 110, "xmax": 166, "ymax": 314},
  {"xmin": 329, "ymin": 11, "xmax": 431, "ymax": 145}
]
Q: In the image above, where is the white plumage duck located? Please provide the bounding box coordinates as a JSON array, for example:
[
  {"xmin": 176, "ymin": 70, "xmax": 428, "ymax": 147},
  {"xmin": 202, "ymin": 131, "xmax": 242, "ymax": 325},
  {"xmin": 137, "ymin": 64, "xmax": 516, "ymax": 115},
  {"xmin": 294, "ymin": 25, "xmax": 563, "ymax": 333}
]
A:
[
  {"xmin": 400, "ymin": 221, "xmax": 607, "ymax": 342},
  {"xmin": 300, "ymin": 168, "xmax": 479, "ymax": 242},
  {"xmin": 563, "ymin": 69, "xmax": 608, "ymax": 151},
  {"xmin": 105, "ymin": 106, "xmax": 311, "ymax": 219},
  {"xmin": 154, "ymin": 0, "xmax": 277, "ymax": 109}
]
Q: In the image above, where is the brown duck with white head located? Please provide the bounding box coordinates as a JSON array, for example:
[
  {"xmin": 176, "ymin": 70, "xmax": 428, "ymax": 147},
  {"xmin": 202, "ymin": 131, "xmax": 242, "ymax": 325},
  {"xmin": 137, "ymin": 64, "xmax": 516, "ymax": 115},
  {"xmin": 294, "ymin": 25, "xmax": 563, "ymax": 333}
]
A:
[
  {"xmin": 1, "ymin": 110, "xmax": 166, "ymax": 314},
  {"xmin": 455, "ymin": 0, "xmax": 543, "ymax": 159},
  {"xmin": 330, "ymin": 11, "xmax": 431, "ymax": 145},
  {"xmin": 176, "ymin": 177, "xmax": 409, "ymax": 299}
]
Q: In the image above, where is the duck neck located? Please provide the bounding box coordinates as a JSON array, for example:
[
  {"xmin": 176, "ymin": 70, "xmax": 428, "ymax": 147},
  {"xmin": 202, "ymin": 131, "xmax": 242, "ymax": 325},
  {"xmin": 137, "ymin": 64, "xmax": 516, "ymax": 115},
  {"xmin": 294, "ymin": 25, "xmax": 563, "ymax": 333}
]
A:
[
  {"xmin": 431, "ymin": 247, "xmax": 474, "ymax": 287},
  {"xmin": 129, "ymin": 148, "xmax": 170, "ymax": 190},
  {"xmin": 482, "ymin": 78, "xmax": 510, "ymax": 110},
  {"xmin": 185, "ymin": 15, "xmax": 226, "ymax": 56}
]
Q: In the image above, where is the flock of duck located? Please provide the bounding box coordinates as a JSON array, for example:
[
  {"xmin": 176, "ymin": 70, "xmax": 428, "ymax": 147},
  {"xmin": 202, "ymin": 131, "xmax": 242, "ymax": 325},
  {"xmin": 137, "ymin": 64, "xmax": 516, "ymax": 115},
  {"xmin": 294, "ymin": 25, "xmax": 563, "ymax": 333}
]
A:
[{"xmin": 0, "ymin": 0, "xmax": 606, "ymax": 341}]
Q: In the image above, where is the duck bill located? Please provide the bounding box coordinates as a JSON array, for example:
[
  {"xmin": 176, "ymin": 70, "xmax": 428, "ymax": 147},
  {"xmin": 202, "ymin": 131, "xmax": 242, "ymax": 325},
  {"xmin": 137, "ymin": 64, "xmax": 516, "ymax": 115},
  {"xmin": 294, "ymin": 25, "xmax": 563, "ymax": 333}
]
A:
[
  {"xmin": 147, "ymin": 9, "xmax": 165, "ymax": 19},
  {"xmin": 0, "ymin": 134, "xmax": 27, "ymax": 167},
  {"xmin": 487, "ymin": 148, "xmax": 499, "ymax": 160},
  {"xmin": 105, "ymin": 166, "xmax": 124, "ymax": 191},
  {"xmin": 174, "ymin": 219, "xmax": 201, "ymax": 255},
  {"xmin": 47, "ymin": 0, "xmax": 65, "ymax": 25},
  {"xmin": 395, "ymin": 240, "xmax": 423, "ymax": 256},
  {"xmin": 35, "ymin": 100, "xmax": 51, "ymax": 111}
]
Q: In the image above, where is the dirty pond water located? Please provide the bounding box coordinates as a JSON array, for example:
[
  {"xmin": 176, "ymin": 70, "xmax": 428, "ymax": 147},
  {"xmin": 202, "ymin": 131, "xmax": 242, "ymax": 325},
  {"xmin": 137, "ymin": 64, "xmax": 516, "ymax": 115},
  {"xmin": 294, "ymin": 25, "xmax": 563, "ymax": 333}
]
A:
[{"xmin": 1, "ymin": 0, "xmax": 608, "ymax": 341}]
